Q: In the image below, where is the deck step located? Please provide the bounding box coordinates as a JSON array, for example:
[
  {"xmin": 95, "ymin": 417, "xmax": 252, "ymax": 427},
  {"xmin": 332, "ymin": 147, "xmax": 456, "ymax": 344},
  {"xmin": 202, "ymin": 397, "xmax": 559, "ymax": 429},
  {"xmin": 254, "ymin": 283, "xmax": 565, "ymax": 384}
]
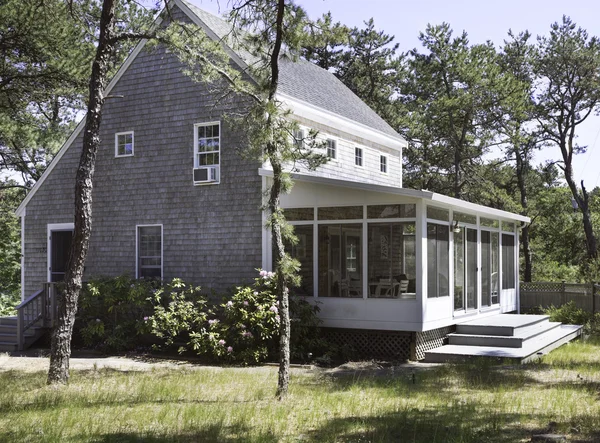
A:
[
  {"xmin": 456, "ymin": 314, "xmax": 550, "ymax": 336},
  {"xmin": 0, "ymin": 341, "xmax": 18, "ymax": 352},
  {"xmin": 448, "ymin": 321, "xmax": 563, "ymax": 348},
  {"xmin": 0, "ymin": 317, "xmax": 17, "ymax": 327},
  {"xmin": 425, "ymin": 324, "xmax": 583, "ymax": 363}
]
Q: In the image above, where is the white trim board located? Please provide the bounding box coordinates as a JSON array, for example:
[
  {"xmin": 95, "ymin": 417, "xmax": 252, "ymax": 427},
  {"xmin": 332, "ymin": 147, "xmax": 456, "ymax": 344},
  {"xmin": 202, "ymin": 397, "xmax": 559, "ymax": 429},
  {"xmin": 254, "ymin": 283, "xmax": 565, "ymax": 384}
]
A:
[{"xmin": 258, "ymin": 168, "xmax": 530, "ymax": 223}]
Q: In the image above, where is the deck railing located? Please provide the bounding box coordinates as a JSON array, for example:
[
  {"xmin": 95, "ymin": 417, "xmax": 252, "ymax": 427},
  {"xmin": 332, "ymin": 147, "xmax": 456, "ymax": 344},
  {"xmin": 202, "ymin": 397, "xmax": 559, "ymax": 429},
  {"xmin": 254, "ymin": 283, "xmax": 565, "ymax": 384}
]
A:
[{"xmin": 15, "ymin": 283, "xmax": 59, "ymax": 351}]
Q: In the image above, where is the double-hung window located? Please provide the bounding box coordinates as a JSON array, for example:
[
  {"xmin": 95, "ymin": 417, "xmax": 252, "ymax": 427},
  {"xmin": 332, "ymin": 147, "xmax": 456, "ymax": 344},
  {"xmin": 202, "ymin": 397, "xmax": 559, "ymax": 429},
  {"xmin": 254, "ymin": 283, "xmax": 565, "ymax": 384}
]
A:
[
  {"xmin": 326, "ymin": 138, "xmax": 336, "ymax": 159},
  {"xmin": 355, "ymin": 147, "xmax": 363, "ymax": 166},
  {"xmin": 380, "ymin": 155, "xmax": 387, "ymax": 173},
  {"xmin": 115, "ymin": 131, "xmax": 134, "ymax": 157},
  {"xmin": 137, "ymin": 225, "xmax": 162, "ymax": 279},
  {"xmin": 194, "ymin": 122, "xmax": 220, "ymax": 184},
  {"xmin": 293, "ymin": 129, "xmax": 305, "ymax": 149}
]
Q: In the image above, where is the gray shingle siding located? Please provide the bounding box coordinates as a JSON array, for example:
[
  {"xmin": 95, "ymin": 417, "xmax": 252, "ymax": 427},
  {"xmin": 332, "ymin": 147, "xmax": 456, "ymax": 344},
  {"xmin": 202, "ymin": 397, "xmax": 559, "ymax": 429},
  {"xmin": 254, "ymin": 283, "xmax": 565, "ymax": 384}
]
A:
[{"xmin": 23, "ymin": 19, "xmax": 263, "ymax": 296}]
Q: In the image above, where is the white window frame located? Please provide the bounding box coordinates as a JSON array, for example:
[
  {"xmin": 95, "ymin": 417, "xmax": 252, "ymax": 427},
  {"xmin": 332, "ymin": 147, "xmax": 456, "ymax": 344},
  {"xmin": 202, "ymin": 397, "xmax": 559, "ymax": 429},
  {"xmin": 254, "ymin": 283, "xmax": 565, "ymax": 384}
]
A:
[
  {"xmin": 193, "ymin": 121, "xmax": 221, "ymax": 185},
  {"xmin": 355, "ymin": 147, "xmax": 363, "ymax": 167},
  {"xmin": 115, "ymin": 131, "xmax": 134, "ymax": 157},
  {"xmin": 380, "ymin": 155, "xmax": 387, "ymax": 173},
  {"xmin": 136, "ymin": 224, "xmax": 163, "ymax": 279},
  {"xmin": 326, "ymin": 138, "xmax": 337, "ymax": 160}
]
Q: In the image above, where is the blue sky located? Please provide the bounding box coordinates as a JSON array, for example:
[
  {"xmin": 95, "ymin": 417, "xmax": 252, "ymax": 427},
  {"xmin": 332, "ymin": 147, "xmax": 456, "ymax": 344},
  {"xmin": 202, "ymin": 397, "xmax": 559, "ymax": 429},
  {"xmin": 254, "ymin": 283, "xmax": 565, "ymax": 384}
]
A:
[{"xmin": 190, "ymin": 0, "xmax": 600, "ymax": 190}]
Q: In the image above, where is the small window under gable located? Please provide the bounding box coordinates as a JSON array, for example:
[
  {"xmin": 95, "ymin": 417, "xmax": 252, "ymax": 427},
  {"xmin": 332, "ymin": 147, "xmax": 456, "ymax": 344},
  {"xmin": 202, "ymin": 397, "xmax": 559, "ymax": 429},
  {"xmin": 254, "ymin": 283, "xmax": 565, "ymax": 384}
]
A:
[
  {"xmin": 326, "ymin": 138, "xmax": 336, "ymax": 159},
  {"xmin": 115, "ymin": 131, "xmax": 134, "ymax": 157},
  {"xmin": 380, "ymin": 155, "xmax": 387, "ymax": 173},
  {"xmin": 293, "ymin": 128, "xmax": 305, "ymax": 149},
  {"xmin": 355, "ymin": 147, "xmax": 363, "ymax": 166},
  {"xmin": 194, "ymin": 122, "xmax": 220, "ymax": 184}
]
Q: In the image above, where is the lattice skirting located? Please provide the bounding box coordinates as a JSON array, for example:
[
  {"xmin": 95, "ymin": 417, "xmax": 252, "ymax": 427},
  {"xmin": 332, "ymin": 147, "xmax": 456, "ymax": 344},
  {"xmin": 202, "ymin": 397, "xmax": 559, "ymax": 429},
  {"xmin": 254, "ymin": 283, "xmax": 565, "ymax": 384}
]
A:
[
  {"xmin": 321, "ymin": 328, "xmax": 413, "ymax": 361},
  {"xmin": 414, "ymin": 326, "xmax": 456, "ymax": 361}
]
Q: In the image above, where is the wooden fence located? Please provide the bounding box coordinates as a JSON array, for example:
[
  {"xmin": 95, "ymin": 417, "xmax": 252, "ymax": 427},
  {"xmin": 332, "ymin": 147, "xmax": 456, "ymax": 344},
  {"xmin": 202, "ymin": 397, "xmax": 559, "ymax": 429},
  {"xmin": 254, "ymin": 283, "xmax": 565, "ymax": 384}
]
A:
[{"xmin": 520, "ymin": 282, "xmax": 599, "ymax": 314}]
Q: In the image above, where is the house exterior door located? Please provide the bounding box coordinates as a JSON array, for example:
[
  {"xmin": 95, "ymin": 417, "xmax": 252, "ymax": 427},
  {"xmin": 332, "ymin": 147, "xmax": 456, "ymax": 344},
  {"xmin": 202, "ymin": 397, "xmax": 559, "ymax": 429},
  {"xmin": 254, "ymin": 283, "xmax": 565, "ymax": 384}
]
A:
[{"xmin": 50, "ymin": 230, "xmax": 73, "ymax": 282}]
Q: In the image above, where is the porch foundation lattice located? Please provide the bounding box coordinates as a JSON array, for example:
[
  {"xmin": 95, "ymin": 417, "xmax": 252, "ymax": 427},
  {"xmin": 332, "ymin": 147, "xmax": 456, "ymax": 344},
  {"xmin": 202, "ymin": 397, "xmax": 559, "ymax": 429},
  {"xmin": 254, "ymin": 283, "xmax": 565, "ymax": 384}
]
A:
[
  {"xmin": 321, "ymin": 328, "xmax": 412, "ymax": 361},
  {"xmin": 413, "ymin": 326, "xmax": 456, "ymax": 360}
]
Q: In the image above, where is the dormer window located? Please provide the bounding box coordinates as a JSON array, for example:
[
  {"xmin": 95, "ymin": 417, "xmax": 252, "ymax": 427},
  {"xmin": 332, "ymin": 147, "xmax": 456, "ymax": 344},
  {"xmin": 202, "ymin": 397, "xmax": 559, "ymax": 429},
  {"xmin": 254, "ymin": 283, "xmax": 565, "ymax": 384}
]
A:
[
  {"xmin": 115, "ymin": 131, "xmax": 134, "ymax": 157},
  {"xmin": 326, "ymin": 139, "xmax": 336, "ymax": 159}
]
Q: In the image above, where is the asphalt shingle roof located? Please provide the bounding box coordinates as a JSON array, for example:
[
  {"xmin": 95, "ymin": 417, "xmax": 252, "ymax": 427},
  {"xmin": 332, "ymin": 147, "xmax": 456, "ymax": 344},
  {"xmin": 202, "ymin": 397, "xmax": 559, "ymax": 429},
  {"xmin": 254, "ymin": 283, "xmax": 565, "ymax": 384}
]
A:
[{"xmin": 182, "ymin": 0, "xmax": 403, "ymax": 141}]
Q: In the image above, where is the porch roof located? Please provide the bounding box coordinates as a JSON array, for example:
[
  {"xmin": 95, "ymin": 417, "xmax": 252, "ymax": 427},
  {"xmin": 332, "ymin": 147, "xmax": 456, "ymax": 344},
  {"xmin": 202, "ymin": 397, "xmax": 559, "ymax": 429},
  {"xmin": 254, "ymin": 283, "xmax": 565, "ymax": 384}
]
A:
[{"xmin": 258, "ymin": 168, "xmax": 531, "ymax": 223}]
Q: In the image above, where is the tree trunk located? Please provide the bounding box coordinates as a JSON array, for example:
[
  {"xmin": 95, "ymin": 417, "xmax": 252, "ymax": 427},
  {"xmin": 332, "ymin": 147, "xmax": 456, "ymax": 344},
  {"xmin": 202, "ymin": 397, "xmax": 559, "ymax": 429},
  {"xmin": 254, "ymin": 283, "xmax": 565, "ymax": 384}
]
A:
[
  {"xmin": 564, "ymin": 163, "xmax": 598, "ymax": 260},
  {"xmin": 47, "ymin": 0, "xmax": 116, "ymax": 385},
  {"xmin": 515, "ymin": 149, "xmax": 532, "ymax": 282}
]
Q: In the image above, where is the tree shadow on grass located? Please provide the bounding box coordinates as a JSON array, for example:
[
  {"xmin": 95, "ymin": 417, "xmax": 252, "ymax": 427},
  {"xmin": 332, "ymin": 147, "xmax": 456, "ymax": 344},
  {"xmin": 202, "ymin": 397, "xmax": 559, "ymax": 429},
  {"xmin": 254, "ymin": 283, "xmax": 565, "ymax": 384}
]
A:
[{"xmin": 0, "ymin": 423, "xmax": 279, "ymax": 443}]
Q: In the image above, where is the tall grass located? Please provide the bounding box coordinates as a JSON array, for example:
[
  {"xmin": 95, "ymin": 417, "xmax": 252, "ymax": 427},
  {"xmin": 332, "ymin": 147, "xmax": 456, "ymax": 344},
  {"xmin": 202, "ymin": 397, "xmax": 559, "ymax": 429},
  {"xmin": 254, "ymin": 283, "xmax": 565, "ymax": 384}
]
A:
[{"xmin": 1, "ymin": 339, "xmax": 599, "ymax": 442}]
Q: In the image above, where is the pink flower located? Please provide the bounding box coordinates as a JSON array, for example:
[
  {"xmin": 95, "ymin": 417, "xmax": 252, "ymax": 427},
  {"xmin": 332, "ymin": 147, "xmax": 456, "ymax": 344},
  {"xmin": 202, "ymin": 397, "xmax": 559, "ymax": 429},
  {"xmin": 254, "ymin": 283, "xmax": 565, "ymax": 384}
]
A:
[
  {"xmin": 240, "ymin": 324, "xmax": 246, "ymax": 329},
  {"xmin": 259, "ymin": 270, "xmax": 268, "ymax": 277},
  {"xmin": 209, "ymin": 319, "xmax": 219, "ymax": 326},
  {"xmin": 218, "ymin": 339, "xmax": 226, "ymax": 346},
  {"xmin": 275, "ymin": 315, "xmax": 280, "ymax": 322},
  {"xmin": 227, "ymin": 346, "xmax": 233, "ymax": 353},
  {"xmin": 243, "ymin": 301, "xmax": 249, "ymax": 306},
  {"xmin": 226, "ymin": 301, "xmax": 233, "ymax": 308},
  {"xmin": 242, "ymin": 331, "xmax": 253, "ymax": 338},
  {"xmin": 143, "ymin": 316, "xmax": 149, "ymax": 321},
  {"xmin": 269, "ymin": 305, "xmax": 278, "ymax": 314}
]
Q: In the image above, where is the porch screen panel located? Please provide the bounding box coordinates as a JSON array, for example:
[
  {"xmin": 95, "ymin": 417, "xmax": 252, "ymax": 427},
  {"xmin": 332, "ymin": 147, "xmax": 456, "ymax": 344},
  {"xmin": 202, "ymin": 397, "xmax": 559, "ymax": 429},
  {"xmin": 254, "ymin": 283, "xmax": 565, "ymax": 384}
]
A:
[
  {"xmin": 286, "ymin": 225, "xmax": 314, "ymax": 297},
  {"xmin": 367, "ymin": 223, "xmax": 416, "ymax": 298},
  {"xmin": 454, "ymin": 227, "xmax": 465, "ymax": 310},
  {"xmin": 138, "ymin": 226, "xmax": 162, "ymax": 279},
  {"xmin": 427, "ymin": 223, "xmax": 449, "ymax": 298},
  {"xmin": 318, "ymin": 224, "xmax": 362, "ymax": 297},
  {"xmin": 481, "ymin": 231, "xmax": 500, "ymax": 306},
  {"xmin": 466, "ymin": 228, "xmax": 477, "ymax": 310},
  {"xmin": 502, "ymin": 234, "xmax": 515, "ymax": 289}
]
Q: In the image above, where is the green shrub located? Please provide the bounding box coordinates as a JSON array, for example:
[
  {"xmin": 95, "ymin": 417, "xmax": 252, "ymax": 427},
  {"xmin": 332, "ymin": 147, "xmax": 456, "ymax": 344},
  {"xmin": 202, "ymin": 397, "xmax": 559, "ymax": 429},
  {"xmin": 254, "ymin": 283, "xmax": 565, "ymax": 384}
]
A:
[
  {"xmin": 0, "ymin": 290, "xmax": 19, "ymax": 317},
  {"xmin": 76, "ymin": 275, "xmax": 157, "ymax": 351},
  {"xmin": 544, "ymin": 301, "xmax": 591, "ymax": 326},
  {"xmin": 543, "ymin": 301, "xmax": 600, "ymax": 335},
  {"xmin": 147, "ymin": 279, "xmax": 209, "ymax": 352}
]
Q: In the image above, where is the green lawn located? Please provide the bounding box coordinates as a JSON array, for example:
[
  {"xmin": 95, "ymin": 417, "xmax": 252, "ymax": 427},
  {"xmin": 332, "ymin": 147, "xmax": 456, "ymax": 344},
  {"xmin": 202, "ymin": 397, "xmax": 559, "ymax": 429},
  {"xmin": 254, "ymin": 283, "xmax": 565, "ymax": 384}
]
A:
[{"xmin": 1, "ymin": 338, "xmax": 600, "ymax": 443}]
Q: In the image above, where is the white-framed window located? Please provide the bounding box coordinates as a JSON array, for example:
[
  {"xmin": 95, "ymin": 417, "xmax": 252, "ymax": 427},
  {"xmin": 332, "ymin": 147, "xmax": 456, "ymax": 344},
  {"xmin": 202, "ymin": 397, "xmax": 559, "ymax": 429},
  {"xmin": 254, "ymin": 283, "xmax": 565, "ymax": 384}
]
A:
[
  {"xmin": 194, "ymin": 122, "xmax": 220, "ymax": 184},
  {"xmin": 380, "ymin": 155, "xmax": 387, "ymax": 173},
  {"xmin": 137, "ymin": 225, "xmax": 163, "ymax": 279},
  {"xmin": 293, "ymin": 128, "xmax": 305, "ymax": 149},
  {"xmin": 326, "ymin": 138, "xmax": 336, "ymax": 159},
  {"xmin": 355, "ymin": 147, "xmax": 363, "ymax": 166},
  {"xmin": 115, "ymin": 131, "xmax": 134, "ymax": 157}
]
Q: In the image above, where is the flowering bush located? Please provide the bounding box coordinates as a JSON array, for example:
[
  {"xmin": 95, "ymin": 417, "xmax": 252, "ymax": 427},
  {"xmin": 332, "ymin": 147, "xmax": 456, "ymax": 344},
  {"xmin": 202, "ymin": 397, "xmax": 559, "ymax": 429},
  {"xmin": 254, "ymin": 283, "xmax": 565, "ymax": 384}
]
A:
[
  {"xmin": 189, "ymin": 270, "xmax": 281, "ymax": 364},
  {"xmin": 146, "ymin": 278, "xmax": 210, "ymax": 353}
]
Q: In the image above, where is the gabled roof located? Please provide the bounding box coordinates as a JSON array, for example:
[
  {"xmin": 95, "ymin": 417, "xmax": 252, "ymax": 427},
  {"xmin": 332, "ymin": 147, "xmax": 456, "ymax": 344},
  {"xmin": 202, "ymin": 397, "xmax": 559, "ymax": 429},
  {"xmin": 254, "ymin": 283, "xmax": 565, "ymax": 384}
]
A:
[
  {"xmin": 181, "ymin": 0, "xmax": 404, "ymax": 141},
  {"xmin": 16, "ymin": 0, "xmax": 404, "ymax": 216}
]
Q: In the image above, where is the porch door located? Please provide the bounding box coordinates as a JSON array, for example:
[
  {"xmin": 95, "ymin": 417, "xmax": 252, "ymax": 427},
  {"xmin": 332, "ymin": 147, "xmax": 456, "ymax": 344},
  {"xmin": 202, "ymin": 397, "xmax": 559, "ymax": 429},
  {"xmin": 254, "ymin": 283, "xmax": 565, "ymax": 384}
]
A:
[
  {"xmin": 50, "ymin": 230, "xmax": 73, "ymax": 282},
  {"xmin": 454, "ymin": 227, "xmax": 478, "ymax": 312}
]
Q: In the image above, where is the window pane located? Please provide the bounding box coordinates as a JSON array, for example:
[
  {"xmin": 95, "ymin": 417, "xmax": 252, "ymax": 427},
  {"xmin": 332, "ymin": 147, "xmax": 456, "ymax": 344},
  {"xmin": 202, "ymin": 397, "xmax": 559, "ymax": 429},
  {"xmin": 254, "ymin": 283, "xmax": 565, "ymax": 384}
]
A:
[
  {"xmin": 427, "ymin": 206, "xmax": 449, "ymax": 221},
  {"xmin": 454, "ymin": 211, "xmax": 477, "ymax": 225},
  {"xmin": 428, "ymin": 223, "xmax": 449, "ymax": 298},
  {"xmin": 481, "ymin": 217, "xmax": 499, "ymax": 228},
  {"xmin": 318, "ymin": 224, "xmax": 362, "ymax": 297},
  {"xmin": 481, "ymin": 231, "xmax": 491, "ymax": 307},
  {"xmin": 466, "ymin": 228, "xmax": 477, "ymax": 309},
  {"xmin": 454, "ymin": 227, "xmax": 464, "ymax": 309},
  {"xmin": 502, "ymin": 234, "xmax": 515, "ymax": 289},
  {"xmin": 318, "ymin": 206, "xmax": 363, "ymax": 220},
  {"xmin": 289, "ymin": 225, "xmax": 313, "ymax": 297},
  {"xmin": 138, "ymin": 226, "xmax": 161, "ymax": 279},
  {"xmin": 368, "ymin": 223, "xmax": 416, "ymax": 299},
  {"xmin": 326, "ymin": 139, "xmax": 336, "ymax": 159},
  {"xmin": 284, "ymin": 208, "xmax": 314, "ymax": 221},
  {"xmin": 367, "ymin": 204, "xmax": 416, "ymax": 219},
  {"xmin": 502, "ymin": 222, "xmax": 515, "ymax": 232}
]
